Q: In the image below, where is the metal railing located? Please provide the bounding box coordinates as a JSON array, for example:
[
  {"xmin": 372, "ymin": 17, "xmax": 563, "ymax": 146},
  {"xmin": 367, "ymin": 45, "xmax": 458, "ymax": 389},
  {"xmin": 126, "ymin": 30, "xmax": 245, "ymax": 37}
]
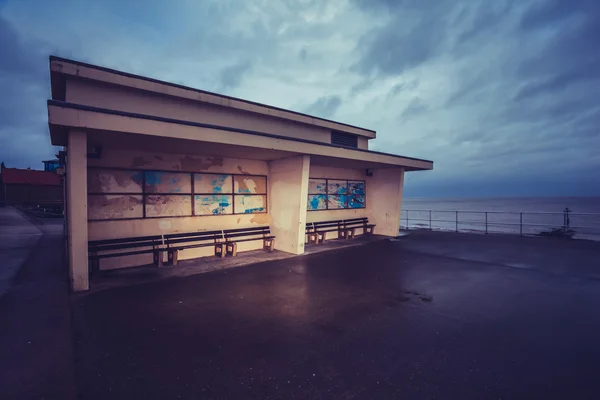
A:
[{"xmin": 400, "ymin": 208, "xmax": 600, "ymax": 241}]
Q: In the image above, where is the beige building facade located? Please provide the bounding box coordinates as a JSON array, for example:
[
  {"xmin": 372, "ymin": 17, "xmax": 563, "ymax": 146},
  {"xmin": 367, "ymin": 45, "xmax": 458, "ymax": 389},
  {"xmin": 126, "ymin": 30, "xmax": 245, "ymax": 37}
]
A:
[{"xmin": 47, "ymin": 56, "xmax": 433, "ymax": 292}]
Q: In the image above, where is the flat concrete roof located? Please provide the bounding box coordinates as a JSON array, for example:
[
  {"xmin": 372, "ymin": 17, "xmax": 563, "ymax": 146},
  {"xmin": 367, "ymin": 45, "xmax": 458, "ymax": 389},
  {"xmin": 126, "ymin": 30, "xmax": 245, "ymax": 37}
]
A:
[
  {"xmin": 49, "ymin": 55, "xmax": 376, "ymax": 139},
  {"xmin": 48, "ymin": 100, "xmax": 434, "ymax": 171}
]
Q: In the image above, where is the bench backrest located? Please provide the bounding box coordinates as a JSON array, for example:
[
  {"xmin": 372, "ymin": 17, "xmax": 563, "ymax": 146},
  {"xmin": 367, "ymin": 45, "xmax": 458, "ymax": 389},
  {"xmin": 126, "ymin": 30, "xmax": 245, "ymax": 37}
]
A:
[
  {"xmin": 163, "ymin": 229, "xmax": 225, "ymax": 246},
  {"xmin": 312, "ymin": 220, "xmax": 344, "ymax": 230},
  {"xmin": 224, "ymin": 226, "xmax": 271, "ymax": 240},
  {"xmin": 89, "ymin": 235, "xmax": 163, "ymax": 252},
  {"xmin": 344, "ymin": 217, "xmax": 369, "ymax": 227}
]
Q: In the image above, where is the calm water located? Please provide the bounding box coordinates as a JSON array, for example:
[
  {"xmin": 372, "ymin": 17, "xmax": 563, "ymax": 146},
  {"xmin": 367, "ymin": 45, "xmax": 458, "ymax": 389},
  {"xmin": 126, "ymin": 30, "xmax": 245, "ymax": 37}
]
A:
[{"xmin": 401, "ymin": 197, "xmax": 600, "ymax": 241}]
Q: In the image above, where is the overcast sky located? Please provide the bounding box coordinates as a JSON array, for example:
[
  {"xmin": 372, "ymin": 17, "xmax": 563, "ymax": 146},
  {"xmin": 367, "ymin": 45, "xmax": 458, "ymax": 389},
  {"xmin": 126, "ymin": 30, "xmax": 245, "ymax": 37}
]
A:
[{"xmin": 1, "ymin": 0, "xmax": 598, "ymax": 197}]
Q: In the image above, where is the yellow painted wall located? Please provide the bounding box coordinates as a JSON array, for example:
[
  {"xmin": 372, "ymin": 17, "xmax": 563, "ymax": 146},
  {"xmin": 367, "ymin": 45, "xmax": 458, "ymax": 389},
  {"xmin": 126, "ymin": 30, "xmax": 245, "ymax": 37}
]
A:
[
  {"xmin": 87, "ymin": 147, "xmax": 270, "ymax": 269},
  {"xmin": 306, "ymin": 165, "xmax": 368, "ymax": 239}
]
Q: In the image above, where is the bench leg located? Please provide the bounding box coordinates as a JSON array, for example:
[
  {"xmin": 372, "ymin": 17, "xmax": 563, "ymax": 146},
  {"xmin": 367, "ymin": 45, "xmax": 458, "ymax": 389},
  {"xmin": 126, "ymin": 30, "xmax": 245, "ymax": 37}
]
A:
[
  {"xmin": 215, "ymin": 244, "xmax": 226, "ymax": 258},
  {"xmin": 89, "ymin": 254, "xmax": 100, "ymax": 274},
  {"xmin": 168, "ymin": 250, "xmax": 179, "ymax": 266},
  {"xmin": 153, "ymin": 250, "xmax": 163, "ymax": 267},
  {"xmin": 318, "ymin": 231, "xmax": 327, "ymax": 244},
  {"xmin": 264, "ymin": 238, "xmax": 275, "ymax": 252},
  {"xmin": 226, "ymin": 242, "xmax": 237, "ymax": 256}
]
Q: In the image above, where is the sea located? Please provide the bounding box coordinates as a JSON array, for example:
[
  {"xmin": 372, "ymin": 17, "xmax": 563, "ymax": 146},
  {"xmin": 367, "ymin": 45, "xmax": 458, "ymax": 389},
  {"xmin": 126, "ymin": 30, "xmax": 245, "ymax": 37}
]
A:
[{"xmin": 401, "ymin": 197, "xmax": 600, "ymax": 241}]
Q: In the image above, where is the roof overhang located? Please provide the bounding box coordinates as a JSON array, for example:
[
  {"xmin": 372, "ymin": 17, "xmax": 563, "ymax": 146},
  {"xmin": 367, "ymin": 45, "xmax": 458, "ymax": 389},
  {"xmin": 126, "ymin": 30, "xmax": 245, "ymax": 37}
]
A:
[
  {"xmin": 48, "ymin": 101, "xmax": 433, "ymax": 171},
  {"xmin": 49, "ymin": 56, "xmax": 376, "ymax": 139}
]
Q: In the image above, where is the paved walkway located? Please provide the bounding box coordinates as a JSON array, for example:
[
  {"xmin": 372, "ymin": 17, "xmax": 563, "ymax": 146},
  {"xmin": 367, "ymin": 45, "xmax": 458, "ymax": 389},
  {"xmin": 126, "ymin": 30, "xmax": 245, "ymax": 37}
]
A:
[
  {"xmin": 0, "ymin": 209, "xmax": 76, "ymax": 400},
  {"xmin": 0, "ymin": 207, "xmax": 43, "ymax": 298},
  {"xmin": 72, "ymin": 231, "xmax": 600, "ymax": 399}
]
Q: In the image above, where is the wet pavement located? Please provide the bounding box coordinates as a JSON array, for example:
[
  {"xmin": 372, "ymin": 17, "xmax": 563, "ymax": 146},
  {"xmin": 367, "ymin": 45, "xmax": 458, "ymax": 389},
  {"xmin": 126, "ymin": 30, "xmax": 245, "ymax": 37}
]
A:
[{"xmin": 72, "ymin": 231, "xmax": 600, "ymax": 399}]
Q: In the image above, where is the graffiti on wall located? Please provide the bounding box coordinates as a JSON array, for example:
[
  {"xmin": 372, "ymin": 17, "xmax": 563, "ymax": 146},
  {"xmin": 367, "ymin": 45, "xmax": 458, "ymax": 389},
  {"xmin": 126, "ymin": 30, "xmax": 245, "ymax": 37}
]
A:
[
  {"xmin": 87, "ymin": 168, "xmax": 267, "ymax": 220},
  {"xmin": 307, "ymin": 178, "xmax": 366, "ymax": 211}
]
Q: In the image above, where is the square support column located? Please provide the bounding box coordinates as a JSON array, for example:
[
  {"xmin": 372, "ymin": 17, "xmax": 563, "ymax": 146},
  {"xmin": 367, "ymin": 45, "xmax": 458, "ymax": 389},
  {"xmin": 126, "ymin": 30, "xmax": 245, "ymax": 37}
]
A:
[
  {"xmin": 268, "ymin": 155, "xmax": 310, "ymax": 254},
  {"xmin": 66, "ymin": 130, "xmax": 89, "ymax": 291},
  {"xmin": 366, "ymin": 167, "xmax": 405, "ymax": 237}
]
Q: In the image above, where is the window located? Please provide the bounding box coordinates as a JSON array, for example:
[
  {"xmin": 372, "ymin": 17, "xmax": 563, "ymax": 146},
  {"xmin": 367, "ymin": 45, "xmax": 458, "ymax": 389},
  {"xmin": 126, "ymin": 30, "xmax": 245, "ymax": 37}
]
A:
[
  {"xmin": 331, "ymin": 131, "xmax": 358, "ymax": 148},
  {"xmin": 307, "ymin": 178, "xmax": 365, "ymax": 211},
  {"xmin": 87, "ymin": 168, "xmax": 267, "ymax": 220}
]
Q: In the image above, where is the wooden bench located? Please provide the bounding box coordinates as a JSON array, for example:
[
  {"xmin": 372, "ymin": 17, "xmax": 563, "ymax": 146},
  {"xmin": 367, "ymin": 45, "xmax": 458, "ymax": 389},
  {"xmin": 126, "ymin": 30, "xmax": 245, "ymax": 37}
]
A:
[
  {"xmin": 223, "ymin": 226, "xmax": 275, "ymax": 256},
  {"xmin": 163, "ymin": 230, "xmax": 227, "ymax": 266},
  {"xmin": 88, "ymin": 235, "xmax": 165, "ymax": 273},
  {"xmin": 343, "ymin": 217, "xmax": 376, "ymax": 239},
  {"xmin": 309, "ymin": 219, "xmax": 345, "ymax": 244}
]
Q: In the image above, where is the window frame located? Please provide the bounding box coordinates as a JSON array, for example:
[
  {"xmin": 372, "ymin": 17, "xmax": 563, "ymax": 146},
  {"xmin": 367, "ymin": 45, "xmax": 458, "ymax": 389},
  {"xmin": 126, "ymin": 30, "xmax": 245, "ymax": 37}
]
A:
[
  {"xmin": 87, "ymin": 166, "xmax": 268, "ymax": 221},
  {"xmin": 307, "ymin": 177, "xmax": 366, "ymax": 212}
]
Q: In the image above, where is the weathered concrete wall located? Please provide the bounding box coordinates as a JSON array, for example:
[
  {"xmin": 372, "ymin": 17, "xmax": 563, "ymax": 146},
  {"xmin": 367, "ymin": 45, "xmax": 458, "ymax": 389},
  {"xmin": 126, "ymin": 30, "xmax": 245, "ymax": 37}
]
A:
[
  {"xmin": 67, "ymin": 79, "xmax": 336, "ymax": 146},
  {"xmin": 306, "ymin": 165, "xmax": 368, "ymax": 239},
  {"xmin": 67, "ymin": 130, "xmax": 89, "ymax": 291},
  {"xmin": 366, "ymin": 168, "xmax": 404, "ymax": 237},
  {"xmin": 268, "ymin": 156, "xmax": 310, "ymax": 255},
  {"xmin": 87, "ymin": 147, "xmax": 270, "ymax": 269}
]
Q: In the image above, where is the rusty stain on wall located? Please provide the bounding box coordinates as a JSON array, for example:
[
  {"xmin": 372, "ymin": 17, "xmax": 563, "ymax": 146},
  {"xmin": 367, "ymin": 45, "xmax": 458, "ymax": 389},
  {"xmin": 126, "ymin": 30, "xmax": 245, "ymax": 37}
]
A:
[
  {"xmin": 250, "ymin": 214, "xmax": 269, "ymax": 224},
  {"xmin": 180, "ymin": 156, "xmax": 224, "ymax": 171},
  {"xmin": 237, "ymin": 165, "xmax": 250, "ymax": 175}
]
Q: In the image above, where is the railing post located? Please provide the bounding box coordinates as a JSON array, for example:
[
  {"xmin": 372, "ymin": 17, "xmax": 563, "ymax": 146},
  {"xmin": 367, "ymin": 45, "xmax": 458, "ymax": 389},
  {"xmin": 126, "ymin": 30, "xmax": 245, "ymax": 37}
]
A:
[
  {"xmin": 455, "ymin": 211, "xmax": 458, "ymax": 232},
  {"xmin": 485, "ymin": 212, "xmax": 488, "ymax": 234},
  {"xmin": 429, "ymin": 210, "xmax": 432, "ymax": 231},
  {"xmin": 520, "ymin": 212, "xmax": 523, "ymax": 236}
]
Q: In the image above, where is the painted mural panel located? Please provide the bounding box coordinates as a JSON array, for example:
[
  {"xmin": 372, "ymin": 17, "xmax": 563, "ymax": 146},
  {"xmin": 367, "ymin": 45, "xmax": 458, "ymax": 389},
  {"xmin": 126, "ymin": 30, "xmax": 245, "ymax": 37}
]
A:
[
  {"xmin": 307, "ymin": 194, "xmax": 327, "ymax": 210},
  {"xmin": 195, "ymin": 195, "xmax": 233, "ymax": 215},
  {"xmin": 88, "ymin": 169, "xmax": 143, "ymax": 193},
  {"xmin": 308, "ymin": 179, "xmax": 327, "ymax": 194},
  {"xmin": 194, "ymin": 173, "xmax": 233, "ymax": 194},
  {"xmin": 348, "ymin": 181, "xmax": 365, "ymax": 195},
  {"xmin": 327, "ymin": 180, "xmax": 348, "ymax": 195},
  {"xmin": 234, "ymin": 195, "xmax": 267, "ymax": 214},
  {"xmin": 88, "ymin": 194, "xmax": 143, "ymax": 220},
  {"xmin": 145, "ymin": 195, "xmax": 192, "ymax": 217},
  {"xmin": 234, "ymin": 175, "xmax": 267, "ymax": 194},
  {"xmin": 327, "ymin": 195, "xmax": 347, "ymax": 209},
  {"xmin": 144, "ymin": 171, "xmax": 191, "ymax": 194},
  {"xmin": 348, "ymin": 194, "xmax": 365, "ymax": 208}
]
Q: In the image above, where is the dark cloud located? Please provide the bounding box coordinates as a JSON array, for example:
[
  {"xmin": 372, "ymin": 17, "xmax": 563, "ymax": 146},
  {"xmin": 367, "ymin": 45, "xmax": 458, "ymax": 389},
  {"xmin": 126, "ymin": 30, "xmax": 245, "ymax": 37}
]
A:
[
  {"xmin": 303, "ymin": 95, "xmax": 342, "ymax": 119},
  {"xmin": 0, "ymin": 15, "xmax": 56, "ymax": 169},
  {"xmin": 401, "ymin": 97, "xmax": 427, "ymax": 118},
  {"xmin": 218, "ymin": 60, "xmax": 252, "ymax": 90}
]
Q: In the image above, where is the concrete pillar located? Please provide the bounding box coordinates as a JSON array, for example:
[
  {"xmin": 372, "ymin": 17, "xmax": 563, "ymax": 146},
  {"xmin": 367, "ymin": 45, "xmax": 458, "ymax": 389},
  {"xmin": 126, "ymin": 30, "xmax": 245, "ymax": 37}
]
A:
[
  {"xmin": 366, "ymin": 167, "xmax": 405, "ymax": 237},
  {"xmin": 267, "ymin": 155, "xmax": 310, "ymax": 254},
  {"xmin": 66, "ymin": 130, "xmax": 89, "ymax": 291}
]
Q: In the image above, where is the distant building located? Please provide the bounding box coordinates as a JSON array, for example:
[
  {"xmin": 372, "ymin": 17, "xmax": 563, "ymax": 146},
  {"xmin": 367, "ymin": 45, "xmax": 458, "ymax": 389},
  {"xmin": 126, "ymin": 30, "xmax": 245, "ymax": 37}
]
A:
[
  {"xmin": 0, "ymin": 162, "xmax": 63, "ymax": 207},
  {"xmin": 43, "ymin": 159, "xmax": 60, "ymax": 172}
]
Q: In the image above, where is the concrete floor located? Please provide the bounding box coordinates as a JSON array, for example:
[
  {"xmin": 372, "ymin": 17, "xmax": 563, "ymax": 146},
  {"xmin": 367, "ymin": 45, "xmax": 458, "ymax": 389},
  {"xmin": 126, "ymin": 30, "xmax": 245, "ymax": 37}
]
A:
[{"xmin": 70, "ymin": 230, "xmax": 600, "ymax": 399}]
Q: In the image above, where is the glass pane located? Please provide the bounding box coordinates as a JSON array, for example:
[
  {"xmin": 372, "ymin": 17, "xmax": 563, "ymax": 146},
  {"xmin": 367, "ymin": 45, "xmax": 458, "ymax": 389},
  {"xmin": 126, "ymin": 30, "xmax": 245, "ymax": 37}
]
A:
[
  {"xmin": 234, "ymin": 195, "xmax": 267, "ymax": 214},
  {"xmin": 88, "ymin": 194, "xmax": 143, "ymax": 220},
  {"xmin": 348, "ymin": 194, "xmax": 365, "ymax": 208},
  {"xmin": 88, "ymin": 169, "xmax": 143, "ymax": 193},
  {"xmin": 145, "ymin": 195, "xmax": 192, "ymax": 217},
  {"xmin": 144, "ymin": 171, "xmax": 191, "ymax": 193},
  {"xmin": 348, "ymin": 181, "xmax": 365, "ymax": 195},
  {"xmin": 307, "ymin": 194, "xmax": 327, "ymax": 210},
  {"xmin": 308, "ymin": 179, "xmax": 327, "ymax": 194},
  {"xmin": 234, "ymin": 175, "xmax": 267, "ymax": 194},
  {"xmin": 327, "ymin": 195, "xmax": 347, "ymax": 209},
  {"xmin": 194, "ymin": 174, "xmax": 233, "ymax": 194},
  {"xmin": 327, "ymin": 180, "xmax": 347, "ymax": 195},
  {"xmin": 195, "ymin": 195, "xmax": 233, "ymax": 215}
]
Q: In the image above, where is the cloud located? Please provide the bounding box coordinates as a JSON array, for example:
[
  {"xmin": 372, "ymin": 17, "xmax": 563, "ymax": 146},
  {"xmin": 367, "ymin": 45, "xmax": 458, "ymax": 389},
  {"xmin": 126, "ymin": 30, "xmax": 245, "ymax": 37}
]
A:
[
  {"xmin": 0, "ymin": 0, "xmax": 598, "ymax": 196},
  {"xmin": 303, "ymin": 95, "xmax": 342, "ymax": 119}
]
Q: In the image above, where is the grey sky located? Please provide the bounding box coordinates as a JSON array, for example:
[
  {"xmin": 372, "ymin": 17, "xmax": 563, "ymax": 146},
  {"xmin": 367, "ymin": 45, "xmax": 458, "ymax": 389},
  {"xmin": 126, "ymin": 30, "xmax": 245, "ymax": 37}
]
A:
[{"xmin": 0, "ymin": 0, "xmax": 598, "ymax": 197}]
